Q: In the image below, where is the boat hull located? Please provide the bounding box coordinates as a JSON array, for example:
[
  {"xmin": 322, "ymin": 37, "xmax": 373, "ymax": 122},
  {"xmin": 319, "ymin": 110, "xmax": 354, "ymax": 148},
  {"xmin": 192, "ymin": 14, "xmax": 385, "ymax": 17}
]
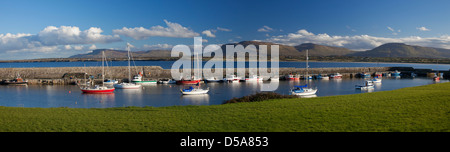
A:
[
  {"xmin": 291, "ymin": 89, "xmax": 317, "ymax": 96},
  {"xmin": 181, "ymin": 89, "xmax": 209, "ymax": 95},
  {"xmin": 176, "ymin": 80, "xmax": 201, "ymax": 85},
  {"xmin": 133, "ymin": 81, "xmax": 157, "ymax": 85},
  {"xmin": 81, "ymin": 88, "xmax": 115, "ymax": 93},
  {"xmin": 114, "ymin": 83, "xmax": 141, "ymax": 89}
]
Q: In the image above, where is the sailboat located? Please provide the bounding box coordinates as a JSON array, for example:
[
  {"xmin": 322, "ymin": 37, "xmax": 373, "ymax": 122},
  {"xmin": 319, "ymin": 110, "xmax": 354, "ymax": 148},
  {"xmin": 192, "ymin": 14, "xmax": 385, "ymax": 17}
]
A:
[
  {"xmin": 181, "ymin": 52, "xmax": 209, "ymax": 95},
  {"xmin": 355, "ymin": 80, "xmax": 374, "ymax": 90},
  {"xmin": 113, "ymin": 43, "xmax": 142, "ymax": 89},
  {"xmin": 291, "ymin": 49, "xmax": 317, "ymax": 96},
  {"xmin": 80, "ymin": 51, "xmax": 115, "ymax": 93}
]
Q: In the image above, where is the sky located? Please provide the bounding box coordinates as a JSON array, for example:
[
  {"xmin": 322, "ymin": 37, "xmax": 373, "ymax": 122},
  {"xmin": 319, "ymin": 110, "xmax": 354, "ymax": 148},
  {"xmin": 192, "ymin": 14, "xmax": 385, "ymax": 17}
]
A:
[{"xmin": 0, "ymin": 0, "xmax": 449, "ymax": 60}]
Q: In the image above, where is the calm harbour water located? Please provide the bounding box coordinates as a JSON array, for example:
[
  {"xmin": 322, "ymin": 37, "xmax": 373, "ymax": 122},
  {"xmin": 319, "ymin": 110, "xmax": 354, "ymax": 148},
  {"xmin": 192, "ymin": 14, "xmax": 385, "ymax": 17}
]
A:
[{"xmin": 0, "ymin": 78, "xmax": 446, "ymax": 108}]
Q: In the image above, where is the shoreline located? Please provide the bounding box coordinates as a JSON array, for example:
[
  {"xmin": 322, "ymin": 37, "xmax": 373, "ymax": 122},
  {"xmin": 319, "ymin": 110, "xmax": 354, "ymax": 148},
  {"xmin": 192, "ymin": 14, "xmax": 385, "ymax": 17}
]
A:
[{"xmin": 1, "ymin": 57, "xmax": 450, "ymax": 66}]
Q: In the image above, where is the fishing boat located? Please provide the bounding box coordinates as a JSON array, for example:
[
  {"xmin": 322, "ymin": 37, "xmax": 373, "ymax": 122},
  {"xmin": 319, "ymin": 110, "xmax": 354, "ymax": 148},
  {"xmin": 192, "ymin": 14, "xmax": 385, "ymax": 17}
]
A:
[
  {"xmin": 204, "ymin": 77, "xmax": 223, "ymax": 83},
  {"xmin": 375, "ymin": 72, "xmax": 383, "ymax": 78},
  {"xmin": 360, "ymin": 72, "xmax": 371, "ymax": 78},
  {"xmin": 245, "ymin": 75, "xmax": 263, "ymax": 82},
  {"xmin": 269, "ymin": 76, "xmax": 279, "ymax": 81},
  {"xmin": 433, "ymin": 76, "xmax": 440, "ymax": 81},
  {"xmin": 158, "ymin": 78, "xmax": 176, "ymax": 84},
  {"xmin": 391, "ymin": 70, "xmax": 401, "ymax": 77},
  {"xmin": 290, "ymin": 84, "xmax": 318, "ymax": 96},
  {"xmin": 132, "ymin": 72, "xmax": 157, "ymax": 85},
  {"xmin": 224, "ymin": 75, "xmax": 240, "ymax": 83},
  {"xmin": 114, "ymin": 43, "xmax": 141, "ymax": 89},
  {"xmin": 80, "ymin": 51, "xmax": 115, "ymax": 93},
  {"xmin": 177, "ymin": 79, "xmax": 201, "ymax": 84},
  {"xmin": 318, "ymin": 74, "xmax": 329, "ymax": 80},
  {"xmin": 330, "ymin": 73, "xmax": 342, "ymax": 79},
  {"xmin": 2, "ymin": 73, "xmax": 28, "ymax": 85},
  {"xmin": 355, "ymin": 80, "xmax": 374, "ymax": 90},
  {"xmin": 286, "ymin": 74, "xmax": 300, "ymax": 80}
]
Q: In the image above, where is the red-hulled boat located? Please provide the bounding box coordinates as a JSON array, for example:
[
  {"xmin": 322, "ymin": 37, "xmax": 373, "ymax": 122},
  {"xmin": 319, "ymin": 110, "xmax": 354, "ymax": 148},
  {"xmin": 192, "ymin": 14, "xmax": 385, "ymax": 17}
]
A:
[
  {"xmin": 81, "ymin": 85, "xmax": 115, "ymax": 93},
  {"xmin": 176, "ymin": 79, "xmax": 201, "ymax": 85}
]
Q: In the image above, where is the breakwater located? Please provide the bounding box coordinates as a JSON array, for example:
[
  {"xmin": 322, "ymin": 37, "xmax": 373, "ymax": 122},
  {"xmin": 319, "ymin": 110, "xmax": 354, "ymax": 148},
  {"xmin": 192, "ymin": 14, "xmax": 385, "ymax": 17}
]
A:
[{"xmin": 0, "ymin": 66, "xmax": 446, "ymax": 85}]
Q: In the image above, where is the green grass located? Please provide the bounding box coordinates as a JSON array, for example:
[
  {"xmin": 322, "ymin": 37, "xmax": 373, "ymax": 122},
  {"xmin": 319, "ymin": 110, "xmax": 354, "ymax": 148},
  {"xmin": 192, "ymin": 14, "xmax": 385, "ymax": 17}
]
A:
[{"xmin": 0, "ymin": 82, "xmax": 449, "ymax": 132}]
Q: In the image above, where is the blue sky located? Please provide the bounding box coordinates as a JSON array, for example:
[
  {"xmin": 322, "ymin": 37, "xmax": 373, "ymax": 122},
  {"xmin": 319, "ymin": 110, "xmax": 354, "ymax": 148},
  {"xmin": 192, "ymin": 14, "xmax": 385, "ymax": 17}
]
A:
[{"xmin": 0, "ymin": 0, "xmax": 449, "ymax": 59}]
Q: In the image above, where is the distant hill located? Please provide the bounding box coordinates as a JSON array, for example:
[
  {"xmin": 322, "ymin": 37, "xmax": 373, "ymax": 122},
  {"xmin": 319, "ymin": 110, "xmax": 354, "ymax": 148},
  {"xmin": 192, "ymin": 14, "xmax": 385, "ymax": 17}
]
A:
[
  {"xmin": 220, "ymin": 41, "xmax": 303, "ymax": 58},
  {"xmin": 69, "ymin": 49, "xmax": 172, "ymax": 58},
  {"xmin": 69, "ymin": 42, "xmax": 450, "ymax": 60},
  {"xmin": 294, "ymin": 43, "xmax": 356, "ymax": 56},
  {"xmin": 220, "ymin": 41, "xmax": 355, "ymax": 59},
  {"xmin": 350, "ymin": 43, "xmax": 450, "ymax": 58}
]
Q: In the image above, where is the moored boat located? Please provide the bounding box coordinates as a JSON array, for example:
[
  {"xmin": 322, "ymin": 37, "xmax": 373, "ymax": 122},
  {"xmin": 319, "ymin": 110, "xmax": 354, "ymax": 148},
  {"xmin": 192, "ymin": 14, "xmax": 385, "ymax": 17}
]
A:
[
  {"xmin": 355, "ymin": 80, "xmax": 374, "ymax": 90},
  {"xmin": 204, "ymin": 77, "xmax": 223, "ymax": 83},
  {"xmin": 330, "ymin": 73, "xmax": 342, "ymax": 79},
  {"xmin": 132, "ymin": 73, "xmax": 157, "ymax": 84},
  {"xmin": 391, "ymin": 70, "xmax": 401, "ymax": 77},
  {"xmin": 224, "ymin": 75, "xmax": 241, "ymax": 83},
  {"xmin": 180, "ymin": 86, "xmax": 209, "ymax": 95},
  {"xmin": 2, "ymin": 74, "xmax": 28, "ymax": 85},
  {"xmin": 113, "ymin": 43, "xmax": 141, "ymax": 90},
  {"xmin": 372, "ymin": 78, "xmax": 382, "ymax": 83},
  {"xmin": 80, "ymin": 51, "xmax": 115, "ymax": 93},
  {"xmin": 269, "ymin": 76, "xmax": 279, "ymax": 81},
  {"xmin": 290, "ymin": 84, "xmax": 318, "ymax": 96},
  {"xmin": 81, "ymin": 85, "xmax": 115, "ymax": 93},
  {"xmin": 245, "ymin": 75, "xmax": 263, "ymax": 82},
  {"xmin": 176, "ymin": 79, "xmax": 201, "ymax": 84},
  {"xmin": 104, "ymin": 79, "xmax": 118, "ymax": 85},
  {"xmin": 158, "ymin": 78, "xmax": 176, "ymax": 84}
]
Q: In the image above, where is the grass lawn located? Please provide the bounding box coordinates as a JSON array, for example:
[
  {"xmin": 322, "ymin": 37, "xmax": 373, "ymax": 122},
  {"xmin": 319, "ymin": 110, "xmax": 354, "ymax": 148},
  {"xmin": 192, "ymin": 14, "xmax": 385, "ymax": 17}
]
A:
[{"xmin": 0, "ymin": 82, "xmax": 449, "ymax": 132}]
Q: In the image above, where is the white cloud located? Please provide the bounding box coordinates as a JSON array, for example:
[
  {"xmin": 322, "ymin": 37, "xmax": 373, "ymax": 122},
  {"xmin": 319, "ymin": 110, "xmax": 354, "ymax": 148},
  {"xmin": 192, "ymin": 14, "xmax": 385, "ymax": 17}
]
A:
[
  {"xmin": 264, "ymin": 29, "xmax": 450, "ymax": 51},
  {"xmin": 64, "ymin": 45, "xmax": 72, "ymax": 50},
  {"xmin": 417, "ymin": 26, "xmax": 431, "ymax": 31},
  {"xmin": 38, "ymin": 26, "xmax": 121, "ymax": 45},
  {"xmin": 89, "ymin": 44, "xmax": 97, "ymax": 50},
  {"xmin": 202, "ymin": 30, "xmax": 216, "ymax": 38},
  {"xmin": 113, "ymin": 20, "xmax": 199, "ymax": 40},
  {"xmin": 142, "ymin": 44, "xmax": 173, "ymax": 50},
  {"xmin": 217, "ymin": 27, "xmax": 231, "ymax": 32},
  {"xmin": 257, "ymin": 26, "xmax": 274, "ymax": 32},
  {"xmin": 0, "ymin": 26, "xmax": 121, "ymax": 54},
  {"xmin": 387, "ymin": 26, "xmax": 400, "ymax": 35},
  {"xmin": 73, "ymin": 45, "xmax": 84, "ymax": 50}
]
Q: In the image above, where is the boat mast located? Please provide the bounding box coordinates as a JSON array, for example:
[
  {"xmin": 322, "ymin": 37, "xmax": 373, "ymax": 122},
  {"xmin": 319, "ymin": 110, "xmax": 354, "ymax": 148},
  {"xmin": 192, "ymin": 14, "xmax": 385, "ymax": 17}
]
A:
[
  {"xmin": 127, "ymin": 43, "xmax": 131, "ymax": 83},
  {"xmin": 102, "ymin": 51, "xmax": 105, "ymax": 86},
  {"xmin": 306, "ymin": 49, "xmax": 309, "ymax": 80}
]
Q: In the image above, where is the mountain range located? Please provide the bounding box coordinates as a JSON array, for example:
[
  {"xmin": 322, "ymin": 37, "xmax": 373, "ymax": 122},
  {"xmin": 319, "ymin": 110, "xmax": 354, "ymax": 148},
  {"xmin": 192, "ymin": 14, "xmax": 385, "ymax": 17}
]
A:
[{"xmin": 69, "ymin": 41, "xmax": 450, "ymax": 59}]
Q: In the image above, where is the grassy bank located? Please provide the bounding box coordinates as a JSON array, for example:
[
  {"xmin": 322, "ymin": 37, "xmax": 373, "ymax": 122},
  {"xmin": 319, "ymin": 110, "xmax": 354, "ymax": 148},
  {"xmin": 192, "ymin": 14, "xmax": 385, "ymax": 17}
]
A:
[{"xmin": 0, "ymin": 82, "xmax": 449, "ymax": 132}]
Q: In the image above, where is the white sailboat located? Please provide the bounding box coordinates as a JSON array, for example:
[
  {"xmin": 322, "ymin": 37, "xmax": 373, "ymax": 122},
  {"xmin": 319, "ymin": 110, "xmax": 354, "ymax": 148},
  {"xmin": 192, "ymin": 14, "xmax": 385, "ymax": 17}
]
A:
[
  {"xmin": 181, "ymin": 52, "xmax": 209, "ymax": 95},
  {"xmin": 291, "ymin": 49, "xmax": 317, "ymax": 96},
  {"xmin": 355, "ymin": 80, "xmax": 374, "ymax": 90},
  {"xmin": 114, "ymin": 43, "xmax": 142, "ymax": 89}
]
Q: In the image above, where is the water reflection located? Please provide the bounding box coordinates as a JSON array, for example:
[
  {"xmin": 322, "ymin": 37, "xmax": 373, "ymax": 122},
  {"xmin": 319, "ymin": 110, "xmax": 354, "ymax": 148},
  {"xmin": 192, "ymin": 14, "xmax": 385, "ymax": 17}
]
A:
[
  {"xmin": 298, "ymin": 94, "xmax": 318, "ymax": 98},
  {"xmin": 181, "ymin": 94, "xmax": 210, "ymax": 105},
  {"xmin": 80, "ymin": 93, "xmax": 116, "ymax": 108}
]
